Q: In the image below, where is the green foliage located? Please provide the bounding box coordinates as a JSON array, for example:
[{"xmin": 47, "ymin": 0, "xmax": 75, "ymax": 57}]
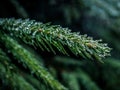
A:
[
  {"xmin": 0, "ymin": 18, "xmax": 111, "ymax": 61},
  {"xmin": 0, "ymin": 49, "xmax": 36, "ymax": 90},
  {"xmin": 1, "ymin": 0, "xmax": 120, "ymax": 90},
  {"xmin": 0, "ymin": 34, "xmax": 67, "ymax": 90},
  {"xmin": 0, "ymin": 18, "xmax": 111, "ymax": 90}
]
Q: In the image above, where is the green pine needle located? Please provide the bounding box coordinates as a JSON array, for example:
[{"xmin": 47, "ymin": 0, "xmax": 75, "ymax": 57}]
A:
[
  {"xmin": 0, "ymin": 18, "xmax": 111, "ymax": 61},
  {"xmin": 0, "ymin": 34, "xmax": 67, "ymax": 90},
  {"xmin": 0, "ymin": 49, "xmax": 36, "ymax": 90}
]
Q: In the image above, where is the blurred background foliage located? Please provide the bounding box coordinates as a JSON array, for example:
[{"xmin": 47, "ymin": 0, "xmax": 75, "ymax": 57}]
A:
[{"xmin": 0, "ymin": 0, "xmax": 120, "ymax": 90}]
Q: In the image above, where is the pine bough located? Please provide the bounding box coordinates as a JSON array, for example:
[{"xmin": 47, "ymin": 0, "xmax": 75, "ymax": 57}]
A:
[
  {"xmin": 0, "ymin": 18, "xmax": 111, "ymax": 61},
  {"xmin": 0, "ymin": 18, "xmax": 111, "ymax": 90}
]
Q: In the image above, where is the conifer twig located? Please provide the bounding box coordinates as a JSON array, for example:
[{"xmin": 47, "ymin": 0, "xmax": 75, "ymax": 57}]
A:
[
  {"xmin": 0, "ymin": 33, "xmax": 67, "ymax": 90},
  {"xmin": 0, "ymin": 18, "xmax": 111, "ymax": 61},
  {"xmin": 0, "ymin": 49, "xmax": 36, "ymax": 90}
]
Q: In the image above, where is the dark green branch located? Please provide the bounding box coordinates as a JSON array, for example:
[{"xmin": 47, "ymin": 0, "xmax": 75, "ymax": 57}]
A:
[
  {"xmin": 0, "ymin": 18, "xmax": 111, "ymax": 61},
  {"xmin": 0, "ymin": 34, "xmax": 67, "ymax": 90},
  {"xmin": 0, "ymin": 49, "xmax": 36, "ymax": 90}
]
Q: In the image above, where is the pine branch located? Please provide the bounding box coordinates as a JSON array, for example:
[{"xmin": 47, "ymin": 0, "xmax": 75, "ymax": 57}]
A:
[
  {"xmin": 0, "ymin": 34, "xmax": 67, "ymax": 90},
  {"xmin": 0, "ymin": 18, "xmax": 111, "ymax": 61},
  {"xmin": 0, "ymin": 49, "xmax": 36, "ymax": 90}
]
